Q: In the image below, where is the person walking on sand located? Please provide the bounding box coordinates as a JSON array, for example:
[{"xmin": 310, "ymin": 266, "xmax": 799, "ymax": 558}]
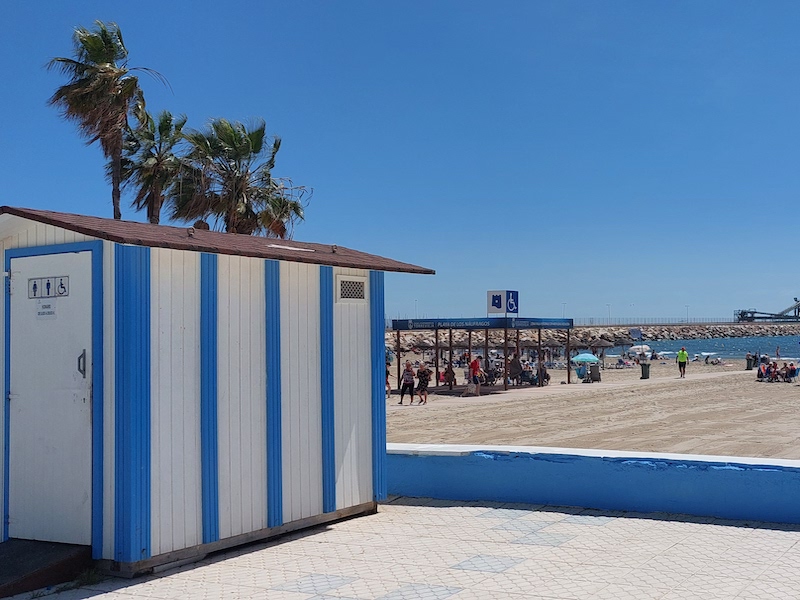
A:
[
  {"xmin": 415, "ymin": 362, "xmax": 432, "ymax": 405},
  {"xmin": 462, "ymin": 354, "xmax": 483, "ymax": 396},
  {"xmin": 677, "ymin": 347, "xmax": 688, "ymax": 378},
  {"xmin": 398, "ymin": 361, "xmax": 415, "ymax": 405}
]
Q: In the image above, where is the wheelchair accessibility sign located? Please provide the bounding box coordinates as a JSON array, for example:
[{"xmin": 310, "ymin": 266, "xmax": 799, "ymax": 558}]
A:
[
  {"xmin": 487, "ymin": 290, "xmax": 519, "ymax": 314},
  {"xmin": 28, "ymin": 276, "xmax": 69, "ymax": 299}
]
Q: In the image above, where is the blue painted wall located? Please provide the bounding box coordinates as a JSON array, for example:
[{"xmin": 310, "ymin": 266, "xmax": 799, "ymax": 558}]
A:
[
  {"xmin": 114, "ymin": 245, "xmax": 152, "ymax": 562},
  {"xmin": 369, "ymin": 271, "xmax": 387, "ymax": 501},
  {"xmin": 265, "ymin": 260, "xmax": 282, "ymax": 528},
  {"xmin": 319, "ymin": 266, "xmax": 335, "ymax": 513},
  {"xmin": 388, "ymin": 450, "xmax": 800, "ymax": 524},
  {"xmin": 200, "ymin": 253, "xmax": 219, "ymax": 543}
]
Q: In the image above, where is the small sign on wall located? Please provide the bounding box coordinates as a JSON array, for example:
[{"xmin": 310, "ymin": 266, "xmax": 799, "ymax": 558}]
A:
[
  {"xmin": 36, "ymin": 299, "xmax": 57, "ymax": 320},
  {"xmin": 28, "ymin": 276, "xmax": 69, "ymax": 299}
]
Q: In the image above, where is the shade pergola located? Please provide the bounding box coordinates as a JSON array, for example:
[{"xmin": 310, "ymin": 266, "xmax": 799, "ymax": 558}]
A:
[{"xmin": 391, "ymin": 317, "xmax": 575, "ymax": 390}]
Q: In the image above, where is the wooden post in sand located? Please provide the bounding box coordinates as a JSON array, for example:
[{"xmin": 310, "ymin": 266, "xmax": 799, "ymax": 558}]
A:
[
  {"xmin": 468, "ymin": 330, "xmax": 473, "ymax": 365},
  {"xmin": 503, "ymin": 325, "xmax": 509, "ymax": 390},
  {"xmin": 448, "ymin": 329, "xmax": 454, "ymax": 390},
  {"xmin": 434, "ymin": 328, "xmax": 440, "ymax": 387},
  {"xmin": 396, "ymin": 329, "xmax": 401, "ymax": 390},
  {"xmin": 566, "ymin": 329, "xmax": 571, "ymax": 384},
  {"xmin": 516, "ymin": 330, "xmax": 520, "ymax": 357},
  {"xmin": 538, "ymin": 328, "xmax": 543, "ymax": 387},
  {"xmin": 484, "ymin": 328, "xmax": 489, "ymax": 372}
]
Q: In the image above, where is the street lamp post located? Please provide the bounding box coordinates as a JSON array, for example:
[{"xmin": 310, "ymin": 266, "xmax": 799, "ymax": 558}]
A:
[
  {"xmin": 562, "ymin": 303, "xmax": 566, "ymax": 318},
  {"xmin": 606, "ymin": 303, "xmax": 611, "ymax": 323},
  {"xmin": 685, "ymin": 304, "xmax": 689, "ymax": 323}
]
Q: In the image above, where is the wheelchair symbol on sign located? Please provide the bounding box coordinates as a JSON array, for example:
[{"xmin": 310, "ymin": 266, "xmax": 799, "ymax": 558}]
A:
[{"xmin": 507, "ymin": 295, "xmax": 517, "ymax": 312}]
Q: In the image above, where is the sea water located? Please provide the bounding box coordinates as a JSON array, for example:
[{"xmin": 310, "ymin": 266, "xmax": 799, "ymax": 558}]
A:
[{"xmin": 609, "ymin": 334, "xmax": 800, "ymax": 361}]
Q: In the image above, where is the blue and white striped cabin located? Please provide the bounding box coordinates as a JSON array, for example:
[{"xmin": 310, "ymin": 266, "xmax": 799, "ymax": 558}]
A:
[{"xmin": 0, "ymin": 207, "xmax": 432, "ymax": 574}]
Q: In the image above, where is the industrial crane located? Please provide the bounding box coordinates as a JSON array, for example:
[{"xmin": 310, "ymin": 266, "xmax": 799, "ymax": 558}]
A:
[{"xmin": 735, "ymin": 298, "xmax": 800, "ymax": 322}]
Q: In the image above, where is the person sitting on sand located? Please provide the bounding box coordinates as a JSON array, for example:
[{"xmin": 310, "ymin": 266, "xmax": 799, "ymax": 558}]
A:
[{"xmin": 444, "ymin": 364, "xmax": 456, "ymax": 387}]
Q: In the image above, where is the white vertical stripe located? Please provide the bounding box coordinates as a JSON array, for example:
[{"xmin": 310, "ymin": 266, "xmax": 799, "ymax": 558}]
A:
[
  {"xmin": 333, "ymin": 267, "xmax": 373, "ymax": 509},
  {"xmin": 280, "ymin": 262, "xmax": 322, "ymax": 522},
  {"xmin": 217, "ymin": 255, "xmax": 267, "ymax": 539},
  {"xmin": 149, "ymin": 248, "xmax": 202, "ymax": 555}
]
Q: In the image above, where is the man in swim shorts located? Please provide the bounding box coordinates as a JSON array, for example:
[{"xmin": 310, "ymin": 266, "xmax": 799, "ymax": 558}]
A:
[{"xmin": 676, "ymin": 347, "xmax": 688, "ymax": 378}]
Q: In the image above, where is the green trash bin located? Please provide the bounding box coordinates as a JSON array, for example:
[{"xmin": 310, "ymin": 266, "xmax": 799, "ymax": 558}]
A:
[
  {"xmin": 746, "ymin": 357, "xmax": 754, "ymax": 370},
  {"xmin": 640, "ymin": 363, "xmax": 650, "ymax": 379}
]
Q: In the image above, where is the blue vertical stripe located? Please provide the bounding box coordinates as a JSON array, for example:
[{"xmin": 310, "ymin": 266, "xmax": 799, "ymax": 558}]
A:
[
  {"xmin": 319, "ymin": 266, "xmax": 335, "ymax": 513},
  {"xmin": 114, "ymin": 244, "xmax": 151, "ymax": 562},
  {"xmin": 200, "ymin": 253, "xmax": 219, "ymax": 543},
  {"xmin": 369, "ymin": 271, "xmax": 387, "ymax": 501},
  {"xmin": 3, "ymin": 241, "xmax": 104, "ymax": 555},
  {"xmin": 265, "ymin": 260, "xmax": 283, "ymax": 527},
  {"xmin": 89, "ymin": 244, "xmax": 104, "ymax": 559}
]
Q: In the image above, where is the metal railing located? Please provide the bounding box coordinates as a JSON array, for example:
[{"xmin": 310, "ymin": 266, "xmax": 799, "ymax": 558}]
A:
[{"xmin": 571, "ymin": 317, "xmax": 735, "ymax": 327}]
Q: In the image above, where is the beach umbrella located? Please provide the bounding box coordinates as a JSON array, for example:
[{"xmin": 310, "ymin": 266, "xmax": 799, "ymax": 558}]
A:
[
  {"xmin": 589, "ymin": 339, "xmax": 614, "ymax": 349},
  {"xmin": 629, "ymin": 344, "xmax": 651, "ymax": 354},
  {"xmin": 571, "ymin": 353, "xmax": 600, "ymax": 363}
]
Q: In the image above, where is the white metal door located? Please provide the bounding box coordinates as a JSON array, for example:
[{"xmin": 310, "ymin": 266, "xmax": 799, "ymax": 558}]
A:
[{"xmin": 8, "ymin": 251, "xmax": 93, "ymax": 544}]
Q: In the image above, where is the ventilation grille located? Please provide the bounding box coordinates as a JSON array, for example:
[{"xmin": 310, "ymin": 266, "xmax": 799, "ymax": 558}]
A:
[{"xmin": 340, "ymin": 279, "xmax": 365, "ymax": 299}]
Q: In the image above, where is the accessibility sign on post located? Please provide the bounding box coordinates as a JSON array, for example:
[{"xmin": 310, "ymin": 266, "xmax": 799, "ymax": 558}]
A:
[{"xmin": 487, "ymin": 290, "xmax": 519, "ymax": 315}]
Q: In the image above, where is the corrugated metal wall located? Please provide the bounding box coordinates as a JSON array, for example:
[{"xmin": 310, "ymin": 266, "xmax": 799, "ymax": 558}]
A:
[
  {"xmin": 150, "ymin": 248, "xmax": 202, "ymax": 555},
  {"xmin": 0, "ymin": 222, "xmax": 379, "ymax": 562},
  {"xmin": 280, "ymin": 262, "xmax": 323, "ymax": 521},
  {"xmin": 217, "ymin": 254, "xmax": 268, "ymax": 539},
  {"xmin": 333, "ymin": 267, "xmax": 374, "ymax": 508}
]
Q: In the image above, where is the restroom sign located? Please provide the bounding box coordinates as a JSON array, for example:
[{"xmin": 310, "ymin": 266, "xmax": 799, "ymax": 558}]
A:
[{"xmin": 28, "ymin": 276, "xmax": 69, "ymax": 299}]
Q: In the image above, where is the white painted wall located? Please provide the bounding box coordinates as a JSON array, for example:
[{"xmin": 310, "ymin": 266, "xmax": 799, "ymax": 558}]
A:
[
  {"xmin": 4, "ymin": 222, "xmax": 91, "ymax": 250},
  {"xmin": 217, "ymin": 255, "xmax": 267, "ymax": 538},
  {"xmin": 333, "ymin": 267, "xmax": 373, "ymax": 508},
  {"xmin": 280, "ymin": 262, "xmax": 323, "ymax": 522},
  {"xmin": 150, "ymin": 248, "xmax": 202, "ymax": 555}
]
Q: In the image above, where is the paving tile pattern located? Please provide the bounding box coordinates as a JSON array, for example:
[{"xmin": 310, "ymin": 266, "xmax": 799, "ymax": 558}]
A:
[{"xmin": 12, "ymin": 497, "xmax": 800, "ymax": 600}]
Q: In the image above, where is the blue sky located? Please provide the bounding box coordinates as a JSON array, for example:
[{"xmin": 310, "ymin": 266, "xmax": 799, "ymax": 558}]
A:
[{"xmin": 2, "ymin": 1, "xmax": 799, "ymax": 320}]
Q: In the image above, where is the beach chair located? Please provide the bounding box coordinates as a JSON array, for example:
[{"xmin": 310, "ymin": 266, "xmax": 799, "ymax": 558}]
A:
[{"xmin": 575, "ymin": 365, "xmax": 587, "ymax": 380}]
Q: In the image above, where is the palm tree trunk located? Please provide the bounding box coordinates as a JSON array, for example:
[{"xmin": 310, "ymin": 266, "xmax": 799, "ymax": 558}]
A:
[
  {"xmin": 111, "ymin": 143, "xmax": 122, "ymax": 220},
  {"xmin": 150, "ymin": 186, "xmax": 162, "ymax": 224}
]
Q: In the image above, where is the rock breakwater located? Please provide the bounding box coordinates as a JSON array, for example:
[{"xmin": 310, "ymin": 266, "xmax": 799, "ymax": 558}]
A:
[{"xmin": 386, "ymin": 322, "xmax": 800, "ymax": 351}]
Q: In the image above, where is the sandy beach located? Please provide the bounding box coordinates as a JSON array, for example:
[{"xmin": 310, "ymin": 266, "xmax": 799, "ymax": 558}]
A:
[{"xmin": 386, "ymin": 358, "xmax": 800, "ymax": 459}]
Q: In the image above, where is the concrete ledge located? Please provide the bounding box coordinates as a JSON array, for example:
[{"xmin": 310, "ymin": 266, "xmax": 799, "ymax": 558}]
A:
[{"xmin": 387, "ymin": 443, "xmax": 800, "ymax": 524}]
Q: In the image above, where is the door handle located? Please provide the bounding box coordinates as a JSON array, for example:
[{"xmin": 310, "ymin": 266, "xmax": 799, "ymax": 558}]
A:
[{"xmin": 78, "ymin": 349, "xmax": 86, "ymax": 379}]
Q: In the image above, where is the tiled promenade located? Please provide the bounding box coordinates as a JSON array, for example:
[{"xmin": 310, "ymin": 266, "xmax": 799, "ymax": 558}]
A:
[{"xmin": 14, "ymin": 497, "xmax": 800, "ymax": 600}]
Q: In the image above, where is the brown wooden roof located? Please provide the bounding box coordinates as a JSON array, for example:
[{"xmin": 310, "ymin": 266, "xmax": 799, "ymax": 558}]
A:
[{"xmin": 0, "ymin": 207, "xmax": 435, "ymax": 275}]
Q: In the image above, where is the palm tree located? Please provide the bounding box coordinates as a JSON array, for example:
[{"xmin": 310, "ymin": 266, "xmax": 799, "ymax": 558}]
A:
[
  {"xmin": 120, "ymin": 106, "xmax": 187, "ymax": 224},
  {"xmin": 48, "ymin": 21, "xmax": 148, "ymax": 220},
  {"xmin": 172, "ymin": 118, "xmax": 308, "ymax": 237}
]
